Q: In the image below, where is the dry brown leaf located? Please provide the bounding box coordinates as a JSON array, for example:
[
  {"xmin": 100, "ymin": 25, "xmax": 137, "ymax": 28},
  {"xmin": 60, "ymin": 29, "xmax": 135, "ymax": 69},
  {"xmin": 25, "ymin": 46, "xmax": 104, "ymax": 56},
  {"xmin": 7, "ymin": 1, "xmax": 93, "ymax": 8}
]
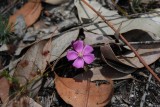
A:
[
  {"xmin": 55, "ymin": 74, "xmax": 114, "ymax": 107},
  {"xmin": 13, "ymin": 40, "xmax": 50, "ymax": 97},
  {"xmin": 0, "ymin": 77, "xmax": 10, "ymax": 104},
  {"xmin": 8, "ymin": 0, "xmax": 42, "ymax": 31},
  {"xmin": 14, "ymin": 40, "xmax": 48, "ymax": 85}
]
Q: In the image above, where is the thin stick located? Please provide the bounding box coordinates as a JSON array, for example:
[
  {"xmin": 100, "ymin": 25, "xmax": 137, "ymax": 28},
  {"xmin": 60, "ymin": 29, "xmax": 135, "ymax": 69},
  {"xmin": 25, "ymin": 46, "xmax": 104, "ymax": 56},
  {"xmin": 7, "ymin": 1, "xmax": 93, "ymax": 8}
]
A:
[
  {"xmin": 85, "ymin": 78, "xmax": 90, "ymax": 107},
  {"xmin": 140, "ymin": 74, "xmax": 152, "ymax": 107},
  {"xmin": 118, "ymin": 40, "xmax": 160, "ymax": 45},
  {"xmin": 81, "ymin": 0, "xmax": 160, "ymax": 82}
]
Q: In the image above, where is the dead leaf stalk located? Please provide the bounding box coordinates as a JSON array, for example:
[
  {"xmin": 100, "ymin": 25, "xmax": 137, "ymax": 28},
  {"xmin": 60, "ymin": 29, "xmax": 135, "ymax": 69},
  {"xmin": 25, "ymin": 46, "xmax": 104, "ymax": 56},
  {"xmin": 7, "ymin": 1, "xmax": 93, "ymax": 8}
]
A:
[{"xmin": 81, "ymin": 0, "xmax": 160, "ymax": 83}]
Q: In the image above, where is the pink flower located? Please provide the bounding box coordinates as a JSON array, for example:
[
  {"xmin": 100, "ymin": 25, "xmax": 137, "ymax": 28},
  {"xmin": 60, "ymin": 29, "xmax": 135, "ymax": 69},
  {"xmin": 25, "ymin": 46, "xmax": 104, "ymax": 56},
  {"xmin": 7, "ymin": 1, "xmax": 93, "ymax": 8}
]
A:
[{"xmin": 67, "ymin": 40, "xmax": 95, "ymax": 68}]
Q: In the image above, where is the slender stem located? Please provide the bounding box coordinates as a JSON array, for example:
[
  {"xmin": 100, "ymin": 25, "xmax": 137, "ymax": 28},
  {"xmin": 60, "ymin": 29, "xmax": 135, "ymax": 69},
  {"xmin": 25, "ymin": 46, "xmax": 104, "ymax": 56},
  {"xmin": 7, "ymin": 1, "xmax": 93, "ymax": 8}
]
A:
[{"xmin": 81, "ymin": 0, "xmax": 160, "ymax": 82}]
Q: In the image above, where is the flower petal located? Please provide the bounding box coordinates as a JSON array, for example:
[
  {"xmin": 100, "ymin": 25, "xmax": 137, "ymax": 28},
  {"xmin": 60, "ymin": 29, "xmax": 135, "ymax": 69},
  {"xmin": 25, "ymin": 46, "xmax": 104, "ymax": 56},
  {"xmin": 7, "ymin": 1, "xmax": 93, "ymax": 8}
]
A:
[
  {"xmin": 73, "ymin": 57, "xmax": 84, "ymax": 68},
  {"xmin": 83, "ymin": 45, "xmax": 93, "ymax": 55},
  {"xmin": 83, "ymin": 54, "xmax": 95, "ymax": 64},
  {"xmin": 67, "ymin": 50, "xmax": 78, "ymax": 61},
  {"xmin": 73, "ymin": 40, "xmax": 84, "ymax": 53}
]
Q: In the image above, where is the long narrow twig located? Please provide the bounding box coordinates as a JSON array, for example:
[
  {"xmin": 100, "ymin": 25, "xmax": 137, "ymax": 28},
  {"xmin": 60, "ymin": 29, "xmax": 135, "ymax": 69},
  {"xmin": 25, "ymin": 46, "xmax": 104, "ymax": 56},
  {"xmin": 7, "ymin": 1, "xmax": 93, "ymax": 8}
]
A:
[
  {"xmin": 140, "ymin": 73, "xmax": 152, "ymax": 107},
  {"xmin": 85, "ymin": 78, "xmax": 90, "ymax": 107},
  {"xmin": 81, "ymin": 0, "xmax": 160, "ymax": 82}
]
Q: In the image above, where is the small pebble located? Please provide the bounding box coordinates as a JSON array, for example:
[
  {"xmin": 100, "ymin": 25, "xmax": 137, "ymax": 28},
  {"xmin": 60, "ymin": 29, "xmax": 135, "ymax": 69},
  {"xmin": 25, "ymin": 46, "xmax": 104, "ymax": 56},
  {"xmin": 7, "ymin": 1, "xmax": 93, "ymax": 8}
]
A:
[
  {"xmin": 44, "ymin": 21, "xmax": 51, "ymax": 26},
  {"xmin": 155, "ymin": 67, "xmax": 160, "ymax": 74},
  {"xmin": 27, "ymin": 27, "xmax": 34, "ymax": 32},
  {"xmin": 148, "ymin": 103, "xmax": 153, "ymax": 107},
  {"xmin": 46, "ymin": 17, "xmax": 51, "ymax": 22},
  {"xmin": 41, "ymin": 29, "xmax": 50, "ymax": 34},
  {"xmin": 129, "ymin": 94, "xmax": 134, "ymax": 98},
  {"xmin": 120, "ymin": 104, "xmax": 128, "ymax": 107}
]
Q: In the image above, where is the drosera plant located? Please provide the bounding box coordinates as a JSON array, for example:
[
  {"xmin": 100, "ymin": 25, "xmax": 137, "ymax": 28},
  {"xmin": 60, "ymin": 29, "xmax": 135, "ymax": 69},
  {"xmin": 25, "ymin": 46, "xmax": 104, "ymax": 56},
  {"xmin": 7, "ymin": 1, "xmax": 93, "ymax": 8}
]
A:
[
  {"xmin": 66, "ymin": 40, "xmax": 95, "ymax": 69},
  {"xmin": 53, "ymin": 40, "xmax": 95, "ymax": 78},
  {"xmin": 54, "ymin": 40, "xmax": 114, "ymax": 107}
]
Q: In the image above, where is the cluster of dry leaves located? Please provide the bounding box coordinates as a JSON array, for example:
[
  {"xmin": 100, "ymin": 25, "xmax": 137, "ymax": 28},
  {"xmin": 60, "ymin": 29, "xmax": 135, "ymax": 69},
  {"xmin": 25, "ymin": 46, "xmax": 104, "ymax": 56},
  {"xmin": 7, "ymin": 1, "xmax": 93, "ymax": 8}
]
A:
[{"xmin": 0, "ymin": 0, "xmax": 160, "ymax": 107}]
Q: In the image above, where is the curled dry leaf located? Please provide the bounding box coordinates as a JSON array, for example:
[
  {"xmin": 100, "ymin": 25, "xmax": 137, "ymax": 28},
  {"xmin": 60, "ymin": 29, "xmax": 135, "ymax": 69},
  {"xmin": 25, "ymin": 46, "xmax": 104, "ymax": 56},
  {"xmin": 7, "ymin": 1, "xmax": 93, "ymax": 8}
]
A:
[
  {"xmin": 0, "ymin": 77, "xmax": 10, "ymax": 104},
  {"xmin": 97, "ymin": 30, "xmax": 160, "ymax": 73},
  {"xmin": 101, "ymin": 56, "xmax": 136, "ymax": 73},
  {"xmin": 8, "ymin": 0, "xmax": 42, "ymax": 31},
  {"xmin": 101, "ymin": 43, "xmax": 160, "ymax": 68},
  {"xmin": 55, "ymin": 74, "xmax": 114, "ymax": 107}
]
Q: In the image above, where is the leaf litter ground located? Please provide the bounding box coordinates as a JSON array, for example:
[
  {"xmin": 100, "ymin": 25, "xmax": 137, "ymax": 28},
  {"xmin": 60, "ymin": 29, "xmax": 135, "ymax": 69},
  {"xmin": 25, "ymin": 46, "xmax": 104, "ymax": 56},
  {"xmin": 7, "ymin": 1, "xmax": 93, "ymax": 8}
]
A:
[{"xmin": 0, "ymin": 0, "xmax": 160, "ymax": 107}]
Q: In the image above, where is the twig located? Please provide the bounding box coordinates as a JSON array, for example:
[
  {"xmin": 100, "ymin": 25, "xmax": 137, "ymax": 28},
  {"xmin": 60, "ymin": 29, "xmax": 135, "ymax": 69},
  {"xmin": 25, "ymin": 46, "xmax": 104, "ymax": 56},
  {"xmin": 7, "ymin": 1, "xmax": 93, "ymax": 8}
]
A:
[
  {"xmin": 118, "ymin": 40, "xmax": 160, "ymax": 45},
  {"xmin": 108, "ymin": 40, "xmax": 160, "ymax": 46},
  {"xmin": 85, "ymin": 78, "xmax": 90, "ymax": 107},
  {"xmin": 81, "ymin": 0, "xmax": 160, "ymax": 82},
  {"xmin": 140, "ymin": 74, "xmax": 152, "ymax": 107}
]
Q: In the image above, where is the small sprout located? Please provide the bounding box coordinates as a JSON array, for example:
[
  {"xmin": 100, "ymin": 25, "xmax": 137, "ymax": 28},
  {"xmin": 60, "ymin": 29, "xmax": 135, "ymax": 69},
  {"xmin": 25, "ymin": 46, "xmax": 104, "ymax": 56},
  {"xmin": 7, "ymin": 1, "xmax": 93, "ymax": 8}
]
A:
[
  {"xmin": 0, "ymin": 15, "xmax": 11, "ymax": 44},
  {"xmin": 66, "ymin": 40, "xmax": 95, "ymax": 68}
]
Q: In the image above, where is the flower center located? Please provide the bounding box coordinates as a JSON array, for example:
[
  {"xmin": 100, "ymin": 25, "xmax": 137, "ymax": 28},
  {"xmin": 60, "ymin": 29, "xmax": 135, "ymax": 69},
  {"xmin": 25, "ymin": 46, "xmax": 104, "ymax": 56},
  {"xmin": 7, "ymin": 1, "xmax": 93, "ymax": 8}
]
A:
[{"xmin": 78, "ymin": 52, "xmax": 83, "ymax": 57}]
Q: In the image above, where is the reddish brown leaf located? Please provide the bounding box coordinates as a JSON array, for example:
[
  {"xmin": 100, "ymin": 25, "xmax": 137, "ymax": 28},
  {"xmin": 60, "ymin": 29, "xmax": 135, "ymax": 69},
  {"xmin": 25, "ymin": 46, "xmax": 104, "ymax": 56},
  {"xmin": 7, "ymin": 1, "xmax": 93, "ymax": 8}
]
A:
[
  {"xmin": 55, "ymin": 74, "xmax": 114, "ymax": 107},
  {"xmin": 8, "ymin": 0, "xmax": 42, "ymax": 31}
]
